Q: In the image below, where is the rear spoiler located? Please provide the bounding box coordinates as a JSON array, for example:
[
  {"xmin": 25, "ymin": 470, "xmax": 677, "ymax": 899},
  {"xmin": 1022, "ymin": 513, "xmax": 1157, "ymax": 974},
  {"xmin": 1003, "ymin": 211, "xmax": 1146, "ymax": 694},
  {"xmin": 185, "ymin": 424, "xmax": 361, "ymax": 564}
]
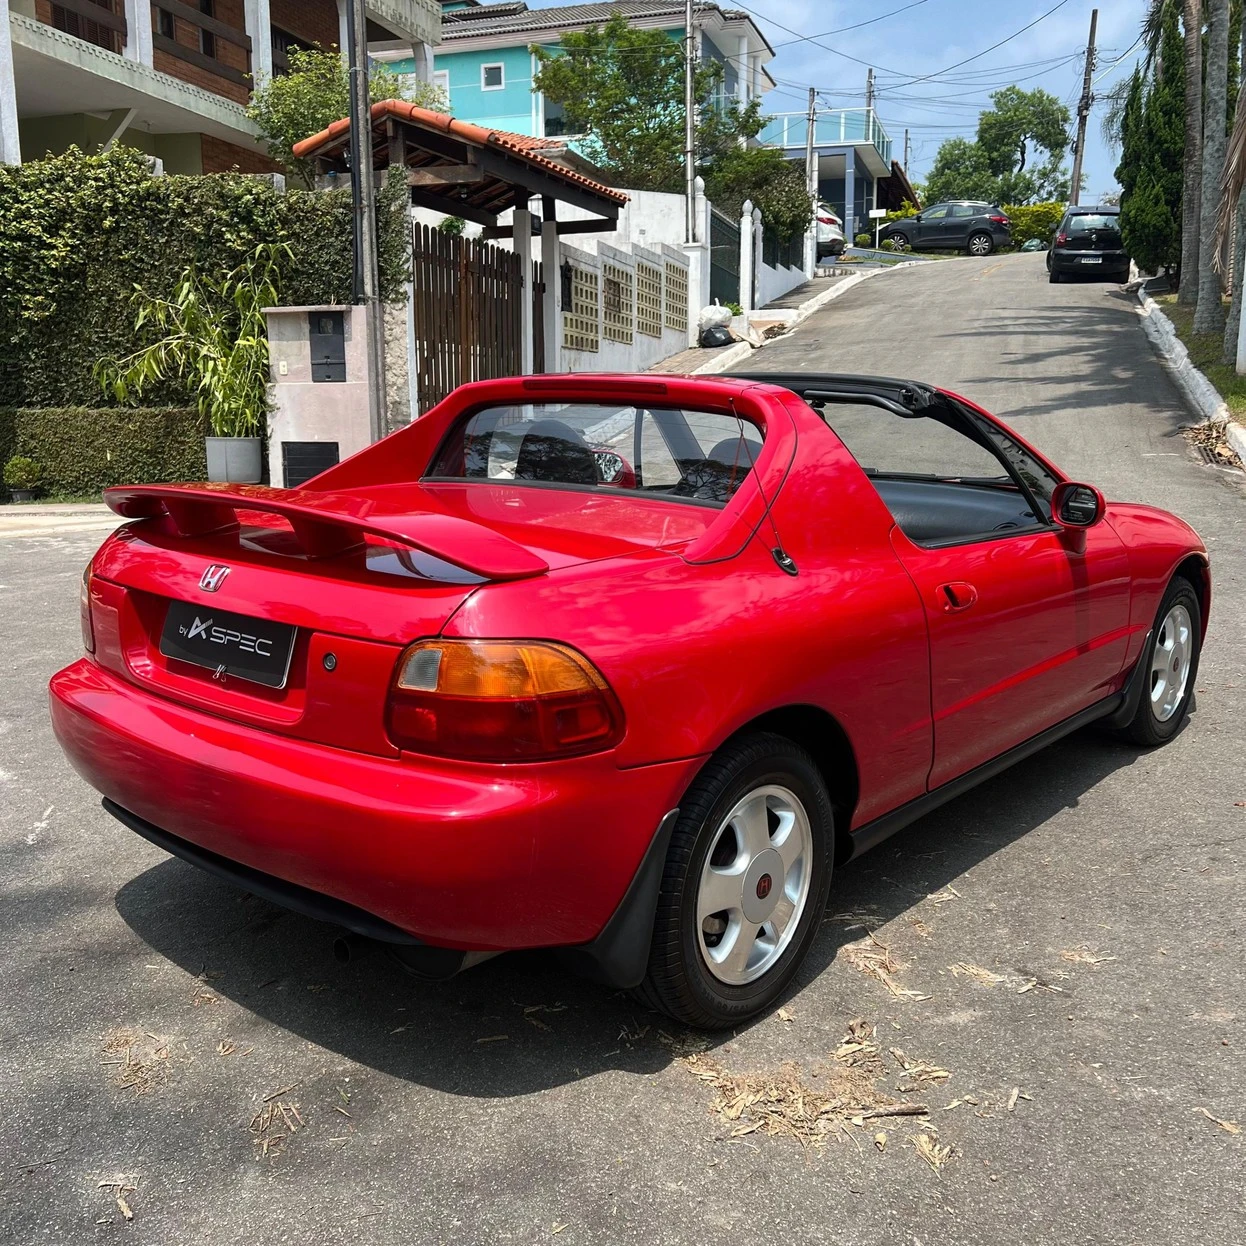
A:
[{"xmin": 104, "ymin": 483, "xmax": 549, "ymax": 582}]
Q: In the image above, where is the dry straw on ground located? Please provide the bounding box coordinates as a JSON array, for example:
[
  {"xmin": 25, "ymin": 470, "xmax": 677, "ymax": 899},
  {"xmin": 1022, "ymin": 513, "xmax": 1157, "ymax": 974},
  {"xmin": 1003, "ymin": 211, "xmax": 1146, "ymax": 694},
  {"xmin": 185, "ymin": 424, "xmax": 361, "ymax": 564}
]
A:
[
  {"xmin": 840, "ymin": 931, "xmax": 931, "ymax": 1000},
  {"xmin": 100, "ymin": 1029, "xmax": 170, "ymax": 1095}
]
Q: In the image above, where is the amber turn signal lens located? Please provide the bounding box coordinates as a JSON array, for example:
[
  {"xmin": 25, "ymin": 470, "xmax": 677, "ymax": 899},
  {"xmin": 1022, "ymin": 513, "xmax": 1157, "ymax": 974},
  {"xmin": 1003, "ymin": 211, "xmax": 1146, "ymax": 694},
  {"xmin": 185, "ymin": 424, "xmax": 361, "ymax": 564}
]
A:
[
  {"xmin": 388, "ymin": 640, "xmax": 623, "ymax": 762},
  {"xmin": 80, "ymin": 562, "xmax": 96, "ymax": 655}
]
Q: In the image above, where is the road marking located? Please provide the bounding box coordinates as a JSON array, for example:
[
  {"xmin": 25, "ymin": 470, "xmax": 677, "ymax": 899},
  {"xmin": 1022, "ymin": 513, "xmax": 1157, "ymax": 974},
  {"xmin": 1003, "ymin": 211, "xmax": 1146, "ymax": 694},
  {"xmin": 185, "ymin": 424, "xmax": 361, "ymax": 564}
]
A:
[{"xmin": 974, "ymin": 262, "xmax": 1006, "ymax": 280}]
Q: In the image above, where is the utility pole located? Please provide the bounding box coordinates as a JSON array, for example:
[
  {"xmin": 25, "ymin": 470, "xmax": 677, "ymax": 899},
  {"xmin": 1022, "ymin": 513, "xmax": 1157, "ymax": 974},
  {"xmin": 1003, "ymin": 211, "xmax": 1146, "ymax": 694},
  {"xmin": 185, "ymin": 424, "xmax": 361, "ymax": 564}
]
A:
[
  {"xmin": 346, "ymin": 0, "xmax": 385, "ymax": 443},
  {"xmin": 903, "ymin": 127, "xmax": 910, "ymax": 175},
  {"xmin": 804, "ymin": 86, "xmax": 817, "ymax": 271},
  {"xmin": 865, "ymin": 67, "xmax": 875, "ymax": 112},
  {"xmin": 684, "ymin": 0, "xmax": 696, "ymax": 242},
  {"xmin": 1068, "ymin": 7, "xmax": 1098, "ymax": 207}
]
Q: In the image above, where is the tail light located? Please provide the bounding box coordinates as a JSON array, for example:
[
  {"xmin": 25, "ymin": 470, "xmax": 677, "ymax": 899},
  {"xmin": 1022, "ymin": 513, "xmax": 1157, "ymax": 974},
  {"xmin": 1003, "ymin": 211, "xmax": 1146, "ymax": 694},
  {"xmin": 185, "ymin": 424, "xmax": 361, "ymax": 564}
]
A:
[
  {"xmin": 989, "ymin": 215, "xmax": 1009, "ymax": 225},
  {"xmin": 387, "ymin": 639, "xmax": 624, "ymax": 762},
  {"xmin": 1056, "ymin": 232, "xmax": 1068, "ymax": 245},
  {"xmin": 80, "ymin": 562, "xmax": 96, "ymax": 654},
  {"xmin": 818, "ymin": 214, "xmax": 839, "ymax": 226}
]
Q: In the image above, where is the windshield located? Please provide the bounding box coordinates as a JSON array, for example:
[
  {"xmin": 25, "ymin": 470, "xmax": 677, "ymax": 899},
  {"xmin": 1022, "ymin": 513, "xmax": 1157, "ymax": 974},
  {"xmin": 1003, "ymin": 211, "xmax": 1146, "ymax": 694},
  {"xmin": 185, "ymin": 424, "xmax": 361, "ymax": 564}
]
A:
[{"xmin": 426, "ymin": 403, "xmax": 765, "ymax": 507}]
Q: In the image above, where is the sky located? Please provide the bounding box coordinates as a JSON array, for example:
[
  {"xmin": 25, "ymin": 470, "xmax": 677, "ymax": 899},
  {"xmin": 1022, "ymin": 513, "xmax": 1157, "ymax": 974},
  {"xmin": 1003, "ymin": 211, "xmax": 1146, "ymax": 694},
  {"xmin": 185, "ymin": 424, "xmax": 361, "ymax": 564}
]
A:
[{"xmin": 523, "ymin": 0, "xmax": 1147, "ymax": 201}]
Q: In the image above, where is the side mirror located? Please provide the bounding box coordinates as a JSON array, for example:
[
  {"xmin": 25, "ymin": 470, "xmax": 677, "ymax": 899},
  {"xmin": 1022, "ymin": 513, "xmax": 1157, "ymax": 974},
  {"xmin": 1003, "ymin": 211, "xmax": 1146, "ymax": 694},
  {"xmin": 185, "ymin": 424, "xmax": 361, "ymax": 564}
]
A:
[{"xmin": 1051, "ymin": 481, "xmax": 1104, "ymax": 529}]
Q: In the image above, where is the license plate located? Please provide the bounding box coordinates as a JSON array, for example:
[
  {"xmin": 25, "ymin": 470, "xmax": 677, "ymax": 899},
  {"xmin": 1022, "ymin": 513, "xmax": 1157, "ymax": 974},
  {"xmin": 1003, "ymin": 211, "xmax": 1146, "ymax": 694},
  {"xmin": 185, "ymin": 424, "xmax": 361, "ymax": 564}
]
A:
[
  {"xmin": 160, "ymin": 601, "xmax": 296, "ymax": 689},
  {"xmin": 1079, "ymin": 256, "xmax": 1102, "ymax": 263}
]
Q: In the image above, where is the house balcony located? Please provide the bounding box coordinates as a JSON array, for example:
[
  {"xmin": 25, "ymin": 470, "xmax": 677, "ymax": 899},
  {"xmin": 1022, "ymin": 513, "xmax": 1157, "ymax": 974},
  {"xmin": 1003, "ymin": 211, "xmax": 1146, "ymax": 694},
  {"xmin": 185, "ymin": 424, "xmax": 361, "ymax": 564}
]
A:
[{"xmin": 758, "ymin": 108, "xmax": 892, "ymax": 177}]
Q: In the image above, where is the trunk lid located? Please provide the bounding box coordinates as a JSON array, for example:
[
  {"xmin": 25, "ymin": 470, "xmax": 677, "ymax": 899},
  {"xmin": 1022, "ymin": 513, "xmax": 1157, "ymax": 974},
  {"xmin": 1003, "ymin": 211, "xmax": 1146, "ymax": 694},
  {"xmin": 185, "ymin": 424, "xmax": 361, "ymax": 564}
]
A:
[{"xmin": 91, "ymin": 481, "xmax": 704, "ymax": 754}]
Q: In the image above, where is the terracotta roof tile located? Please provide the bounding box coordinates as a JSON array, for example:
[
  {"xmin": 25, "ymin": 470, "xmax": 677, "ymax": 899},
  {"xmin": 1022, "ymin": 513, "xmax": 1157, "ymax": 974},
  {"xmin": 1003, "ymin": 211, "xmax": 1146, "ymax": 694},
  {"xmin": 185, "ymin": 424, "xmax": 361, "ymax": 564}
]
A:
[{"xmin": 292, "ymin": 100, "xmax": 627, "ymax": 206}]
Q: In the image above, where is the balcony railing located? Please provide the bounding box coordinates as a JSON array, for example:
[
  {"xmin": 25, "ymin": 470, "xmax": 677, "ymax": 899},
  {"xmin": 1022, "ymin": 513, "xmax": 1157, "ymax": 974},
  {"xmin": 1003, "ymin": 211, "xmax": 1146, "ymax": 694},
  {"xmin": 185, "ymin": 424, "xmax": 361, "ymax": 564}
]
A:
[{"xmin": 758, "ymin": 108, "xmax": 892, "ymax": 167}]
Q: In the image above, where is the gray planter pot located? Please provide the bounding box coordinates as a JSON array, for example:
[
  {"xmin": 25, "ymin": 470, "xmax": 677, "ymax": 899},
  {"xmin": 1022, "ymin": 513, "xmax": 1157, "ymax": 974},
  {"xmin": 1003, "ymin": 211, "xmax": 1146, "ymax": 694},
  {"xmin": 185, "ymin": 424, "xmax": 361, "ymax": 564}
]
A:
[{"xmin": 205, "ymin": 436, "xmax": 263, "ymax": 484}]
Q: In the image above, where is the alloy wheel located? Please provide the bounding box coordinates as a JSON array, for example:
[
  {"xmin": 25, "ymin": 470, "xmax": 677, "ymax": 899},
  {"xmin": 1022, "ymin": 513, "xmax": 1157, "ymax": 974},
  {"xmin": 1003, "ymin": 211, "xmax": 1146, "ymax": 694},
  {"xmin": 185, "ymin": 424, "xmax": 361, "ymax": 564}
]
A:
[
  {"xmin": 696, "ymin": 785, "xmax": 813, "ymax": 986},
  {"xmin": 1150, "ymin": 603, "xmax": 1193, "ymax": 722},
  {"xmin": 969, "ymin": 234, "xmax": 992, "ymax": 256}
]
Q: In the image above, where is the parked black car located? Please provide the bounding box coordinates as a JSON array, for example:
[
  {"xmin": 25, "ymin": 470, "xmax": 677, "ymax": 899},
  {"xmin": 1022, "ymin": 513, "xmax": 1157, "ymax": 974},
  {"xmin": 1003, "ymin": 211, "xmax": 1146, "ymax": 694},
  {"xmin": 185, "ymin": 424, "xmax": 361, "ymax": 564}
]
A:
[
  {"xmin": 884, "ymin": 201, "xmax": 1012, "ymax": 255},
  {"xmin": 1047, "ymin": 206, "xmax": 1129, "ymax": 282}
]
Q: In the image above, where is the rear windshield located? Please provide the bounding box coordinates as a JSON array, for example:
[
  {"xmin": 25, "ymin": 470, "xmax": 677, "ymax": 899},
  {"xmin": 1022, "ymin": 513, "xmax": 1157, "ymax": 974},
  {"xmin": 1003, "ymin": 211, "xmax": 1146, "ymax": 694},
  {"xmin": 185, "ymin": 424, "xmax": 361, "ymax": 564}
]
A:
[
  {"xmin": 1067, "ymin": 214, "xmax": 1119, "ymax": 233},
  {"xmin": 425, "ymin": 403, "xmax": 764, "ymax": 506}
]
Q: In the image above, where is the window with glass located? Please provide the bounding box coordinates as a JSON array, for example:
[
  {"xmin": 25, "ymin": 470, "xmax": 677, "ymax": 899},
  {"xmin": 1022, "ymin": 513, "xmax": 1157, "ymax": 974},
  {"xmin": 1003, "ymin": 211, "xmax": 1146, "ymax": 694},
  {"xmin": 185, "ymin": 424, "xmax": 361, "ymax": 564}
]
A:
[
  {"xmin": 481, "ymin": 63, "xmax": 504, "ymax": 90},
  {"xmin": 426, "ymin": 403, "xmax": 764, "ymax": 507}
]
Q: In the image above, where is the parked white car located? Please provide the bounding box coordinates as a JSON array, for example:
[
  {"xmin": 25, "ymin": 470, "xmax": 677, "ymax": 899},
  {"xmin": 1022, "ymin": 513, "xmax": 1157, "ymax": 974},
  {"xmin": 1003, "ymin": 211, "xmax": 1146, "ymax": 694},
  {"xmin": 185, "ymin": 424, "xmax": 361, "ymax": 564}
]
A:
[{"xmin": 816, "ymin": 203, "xmax": 846, "ymax": 258}]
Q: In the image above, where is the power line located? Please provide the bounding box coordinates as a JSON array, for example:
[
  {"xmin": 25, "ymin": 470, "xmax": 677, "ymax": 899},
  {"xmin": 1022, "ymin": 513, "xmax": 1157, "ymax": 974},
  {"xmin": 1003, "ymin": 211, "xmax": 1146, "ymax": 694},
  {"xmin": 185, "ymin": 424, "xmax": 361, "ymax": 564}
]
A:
[{"xmin": 886, "ymin": 0, "xmax": 1075, "ymax": 89}]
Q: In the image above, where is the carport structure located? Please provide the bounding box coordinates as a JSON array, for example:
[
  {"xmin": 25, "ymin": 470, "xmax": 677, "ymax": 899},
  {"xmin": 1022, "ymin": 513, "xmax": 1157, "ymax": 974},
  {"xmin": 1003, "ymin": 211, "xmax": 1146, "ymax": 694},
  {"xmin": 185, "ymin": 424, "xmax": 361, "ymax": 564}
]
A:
[{"xmin": 293, "ymin": 100, "xmax": 629, "ymax": 380}]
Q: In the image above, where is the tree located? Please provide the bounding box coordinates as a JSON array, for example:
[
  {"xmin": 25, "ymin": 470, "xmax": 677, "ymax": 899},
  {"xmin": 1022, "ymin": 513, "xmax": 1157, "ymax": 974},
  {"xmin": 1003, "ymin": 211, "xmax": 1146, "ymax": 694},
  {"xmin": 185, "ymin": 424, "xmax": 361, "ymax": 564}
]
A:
[
  {"xmin": 531, "ymin": 15, "xmax": 808, "ymax": 232},
  {"xmin": 247, "ymin": 48, "xmax": 446, "ymax": 185},
  {"xmin": 533, "ymin": 15, "xmax": 742, "ymax": 193},
  {"xmin": 922, "ymin": 87, "xmax": 1071, "ymax": 204},
  {"xmin": 1178, "ymin": 0, "xmax": 1203, "ymax": 305},
  {"xmin": 701, "ymin": 145, "xmax": 811, "ymax": 238},
  {"xmin": 1195, "ymin": 0, "xmax": 1231, "ymax": 333},
  {"xmin": 1113, "ymin": 68, "xmax": 1146, "ymax": 201}
]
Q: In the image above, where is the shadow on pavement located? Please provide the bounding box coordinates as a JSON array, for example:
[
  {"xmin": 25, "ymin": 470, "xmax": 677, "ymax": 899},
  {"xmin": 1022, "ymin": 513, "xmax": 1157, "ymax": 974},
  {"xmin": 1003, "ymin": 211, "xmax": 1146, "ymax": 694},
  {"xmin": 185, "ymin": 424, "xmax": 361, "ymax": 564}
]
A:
[{"xmin": 113, "ymin": 727, "xmax": 1145, "ymax": 1099}]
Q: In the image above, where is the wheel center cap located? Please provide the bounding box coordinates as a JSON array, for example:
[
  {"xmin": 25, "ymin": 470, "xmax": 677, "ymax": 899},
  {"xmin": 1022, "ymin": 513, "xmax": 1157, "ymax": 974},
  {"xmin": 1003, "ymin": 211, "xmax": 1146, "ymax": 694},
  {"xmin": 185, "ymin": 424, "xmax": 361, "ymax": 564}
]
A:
[{"xmin": 742, "ymin": 848, "xmax": 784, "ymax": 923}]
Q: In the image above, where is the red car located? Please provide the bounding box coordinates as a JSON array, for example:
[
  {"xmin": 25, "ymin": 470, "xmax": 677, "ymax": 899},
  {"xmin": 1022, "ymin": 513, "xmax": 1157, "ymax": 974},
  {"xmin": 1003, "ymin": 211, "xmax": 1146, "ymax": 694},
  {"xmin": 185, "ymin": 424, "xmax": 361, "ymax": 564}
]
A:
[{"xmin": 50, "ymin": 373, "xmax": 1209, "ymax": 1028}]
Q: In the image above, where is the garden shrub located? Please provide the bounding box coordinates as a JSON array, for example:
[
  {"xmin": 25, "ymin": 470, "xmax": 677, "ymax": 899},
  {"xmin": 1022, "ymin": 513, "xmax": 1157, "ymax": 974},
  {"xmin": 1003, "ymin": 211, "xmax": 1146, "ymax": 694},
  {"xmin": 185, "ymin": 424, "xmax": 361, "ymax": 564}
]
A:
[{"xmin": 0, "ymin": 407, "xmax": 206, "ymax": 499}]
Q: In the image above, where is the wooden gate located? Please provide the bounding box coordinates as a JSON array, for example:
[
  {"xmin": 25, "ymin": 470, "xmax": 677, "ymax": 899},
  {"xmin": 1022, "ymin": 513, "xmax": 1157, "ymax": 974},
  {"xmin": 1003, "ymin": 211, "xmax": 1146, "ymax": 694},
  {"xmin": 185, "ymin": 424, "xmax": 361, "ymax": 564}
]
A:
[{"xmin": 411, "ymin": 223, "xmax": 525, "ymax": 412}]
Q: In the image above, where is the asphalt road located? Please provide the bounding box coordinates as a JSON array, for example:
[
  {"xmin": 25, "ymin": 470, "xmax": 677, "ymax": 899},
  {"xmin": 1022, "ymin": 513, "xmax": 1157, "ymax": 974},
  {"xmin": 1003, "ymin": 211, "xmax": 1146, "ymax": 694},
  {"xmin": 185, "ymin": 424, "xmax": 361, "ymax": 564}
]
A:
[{"xmin": 2, "ymin": 254, "xmax": 1243, "ymax": 1245}]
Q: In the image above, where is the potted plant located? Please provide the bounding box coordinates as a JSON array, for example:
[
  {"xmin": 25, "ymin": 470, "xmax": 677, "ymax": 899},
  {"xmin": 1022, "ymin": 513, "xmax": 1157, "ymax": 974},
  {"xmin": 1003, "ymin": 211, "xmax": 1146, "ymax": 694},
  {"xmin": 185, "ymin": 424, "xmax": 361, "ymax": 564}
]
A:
[
  {"xmin": 98, "ymin": 243, "xmax": 289, "ymax": 484},
  {"xmin": 3, "ymin": 455, "xmax": 43, "ymax": 502}
]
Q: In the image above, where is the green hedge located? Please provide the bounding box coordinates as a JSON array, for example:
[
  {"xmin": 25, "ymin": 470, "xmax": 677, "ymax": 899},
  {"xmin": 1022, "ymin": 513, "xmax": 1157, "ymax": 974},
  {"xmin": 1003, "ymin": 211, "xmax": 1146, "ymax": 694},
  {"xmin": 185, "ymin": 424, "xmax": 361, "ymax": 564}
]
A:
[
  {"xmin": 0, "ymin": 407, "xmax": 206, "ymax": 499},
  {"xmin": 0, "ymin": 147, "xmax": 408, "ymax": 410}
]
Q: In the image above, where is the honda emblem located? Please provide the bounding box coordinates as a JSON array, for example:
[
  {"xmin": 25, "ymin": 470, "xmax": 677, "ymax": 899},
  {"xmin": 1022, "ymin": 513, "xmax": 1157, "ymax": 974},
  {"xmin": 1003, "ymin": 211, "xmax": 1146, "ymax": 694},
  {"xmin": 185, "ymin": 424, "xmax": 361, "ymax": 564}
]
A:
[{"xmin": 199, "ymin": 564, "xmax": 231, "ymax": 592}]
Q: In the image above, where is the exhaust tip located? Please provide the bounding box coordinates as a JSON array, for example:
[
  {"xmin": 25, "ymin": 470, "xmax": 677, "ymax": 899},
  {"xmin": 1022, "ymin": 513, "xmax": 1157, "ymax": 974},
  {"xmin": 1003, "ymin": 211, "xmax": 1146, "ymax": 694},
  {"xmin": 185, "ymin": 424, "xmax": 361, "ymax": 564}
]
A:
[{"xmin": 333, "ymin": 933, "xmax": 367, "ymax": 964}]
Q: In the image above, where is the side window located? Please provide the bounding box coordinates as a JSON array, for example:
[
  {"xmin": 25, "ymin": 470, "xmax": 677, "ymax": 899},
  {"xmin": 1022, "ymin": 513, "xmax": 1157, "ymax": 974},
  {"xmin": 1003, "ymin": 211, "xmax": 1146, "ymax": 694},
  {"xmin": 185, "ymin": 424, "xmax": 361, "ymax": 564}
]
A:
[
  {"xmin": 923, "ymin": 206, "xmax": 948, "ymax": 221},
  {"xmin": 818, "ymin": 402, "xmax": 1049, "ymax": 547},
  {"xmin": 951, "ymin": 204, "xmax": 975, "ymax": 218}
]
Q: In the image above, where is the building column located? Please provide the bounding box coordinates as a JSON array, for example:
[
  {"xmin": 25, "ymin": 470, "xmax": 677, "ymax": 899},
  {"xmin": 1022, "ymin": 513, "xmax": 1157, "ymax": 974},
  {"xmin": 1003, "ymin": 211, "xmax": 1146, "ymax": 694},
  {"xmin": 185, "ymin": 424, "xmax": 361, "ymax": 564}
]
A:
[
  {"xmin": 121, "ymin": 0, "xmax": 153, "ymax": 65},
  {"xmin": 336, "ymin": 0, "xmax": 349, "ymax": 59},
  {"xmin": 514, "ymin": 203, "xmax": 534, "ymax": 375},
  {"xmin": 244, "ymin": 0, "xmax": 273, "ymax": 85},
  {"xmin": 540, "ymin": 196, "xmax": 561, "ymax": 373},
  {"xmin": 844, "ymin": 157, "xmax": 856, "ymax": 242},
  {"xmin": 0, "ymin": 0, "xmax": 20, "ymax": 164},
  {"xmin": 736, "ymin": 33, "xmax": 749, "ymax": 103},
  {"xmin": 412, "ymin": 41, "xmax": 432, "ymax": 83}
]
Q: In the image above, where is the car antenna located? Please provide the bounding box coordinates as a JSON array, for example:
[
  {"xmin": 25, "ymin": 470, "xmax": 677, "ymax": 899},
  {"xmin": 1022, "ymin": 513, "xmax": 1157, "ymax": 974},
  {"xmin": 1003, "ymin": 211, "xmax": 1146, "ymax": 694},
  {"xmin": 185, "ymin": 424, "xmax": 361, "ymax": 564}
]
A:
[{"xmin": 729, "ymin": 398, "xmax": 797, "ymax": 577}]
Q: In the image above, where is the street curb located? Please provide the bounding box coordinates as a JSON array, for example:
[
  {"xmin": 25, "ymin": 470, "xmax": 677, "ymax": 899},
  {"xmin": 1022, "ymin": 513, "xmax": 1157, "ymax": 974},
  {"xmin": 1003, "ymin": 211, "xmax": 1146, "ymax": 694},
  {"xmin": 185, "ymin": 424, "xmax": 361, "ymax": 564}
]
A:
[
  {"xmin": 691, "ymin": 262, "xmax": 920, "ymax": 375},
  {"xmin": 1135, "ymin": 287, "xmax": 1231, "ymax": 424}
]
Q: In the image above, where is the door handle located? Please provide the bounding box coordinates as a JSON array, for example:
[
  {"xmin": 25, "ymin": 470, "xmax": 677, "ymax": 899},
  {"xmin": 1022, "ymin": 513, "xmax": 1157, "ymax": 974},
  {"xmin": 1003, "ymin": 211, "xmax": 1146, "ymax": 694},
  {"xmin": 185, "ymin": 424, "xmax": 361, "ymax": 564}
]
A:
[{"xmin": 939, "ymin": 582, "xmax": 978, "ymax": 613}]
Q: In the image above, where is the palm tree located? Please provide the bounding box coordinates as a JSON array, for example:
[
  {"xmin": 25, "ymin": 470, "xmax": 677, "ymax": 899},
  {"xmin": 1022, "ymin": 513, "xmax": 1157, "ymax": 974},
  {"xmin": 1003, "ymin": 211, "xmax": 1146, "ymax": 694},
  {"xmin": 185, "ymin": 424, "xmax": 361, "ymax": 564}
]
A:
[
  {"xmin": 1179, "ymin": 0, "xmax": 1203, "ymax": 304},
  {"xmin": 1195, "ymin": 0, "xmax": 1230, "ymax": 333}
]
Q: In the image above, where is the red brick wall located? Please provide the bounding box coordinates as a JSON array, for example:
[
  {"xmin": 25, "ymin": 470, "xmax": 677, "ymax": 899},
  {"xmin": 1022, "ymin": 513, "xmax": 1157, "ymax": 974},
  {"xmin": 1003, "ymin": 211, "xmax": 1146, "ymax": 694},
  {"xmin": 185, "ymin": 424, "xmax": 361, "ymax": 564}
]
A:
[
  {"xmin": 153, "ymin": 0, "xmax": 251, "ymax": 106},
  {"xmin": 271, "ymin": 0, "xmax": 339, "ymax": 50},
  {"xmin": 199, "ymin": 135, "xmax": 283, "ymax": 174}
]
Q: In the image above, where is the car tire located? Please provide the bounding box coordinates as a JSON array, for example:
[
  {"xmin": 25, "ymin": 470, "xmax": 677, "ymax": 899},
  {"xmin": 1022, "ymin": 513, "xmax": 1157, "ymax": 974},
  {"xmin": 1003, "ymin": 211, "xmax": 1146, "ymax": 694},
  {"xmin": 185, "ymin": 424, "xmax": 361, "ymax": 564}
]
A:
[
  {"xmin": 886, "ymin": 232, "xmax": 910, "ymax": 251},
  {"xmin": 635, "ymin": 732, "xmax": 835, "ymax": 1029},
  {"xmin": 967, "ymin": 232, "xmax": 994, "ymax": 256},
  {"xmin": 1049, "ymin": 268, "xmax": 1063, "ymax": 283},
  {"xmin": 1115, "ymin": 576, "xmax": 1202, "ymax": 747}
]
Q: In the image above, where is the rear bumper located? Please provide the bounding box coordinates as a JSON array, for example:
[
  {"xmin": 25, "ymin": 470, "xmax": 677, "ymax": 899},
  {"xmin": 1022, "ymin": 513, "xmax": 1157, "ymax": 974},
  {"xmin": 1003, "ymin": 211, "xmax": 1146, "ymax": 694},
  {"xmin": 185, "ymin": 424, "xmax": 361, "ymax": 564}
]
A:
[
  {"xmin": 1051, "ymin": 249, "xmax": 1129, "ymax": 272},
  {"xmin": 49, "ymin": 659, "xmax": 702, "ymax": 955}
]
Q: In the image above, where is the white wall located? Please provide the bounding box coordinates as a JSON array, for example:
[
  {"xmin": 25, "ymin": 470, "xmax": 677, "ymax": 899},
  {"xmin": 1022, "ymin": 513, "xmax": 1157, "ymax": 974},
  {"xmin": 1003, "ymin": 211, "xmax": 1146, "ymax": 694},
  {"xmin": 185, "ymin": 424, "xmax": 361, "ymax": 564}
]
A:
[{"xmin": 756, "ymin": 255, "xmax": 807, "ymax": 307}]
